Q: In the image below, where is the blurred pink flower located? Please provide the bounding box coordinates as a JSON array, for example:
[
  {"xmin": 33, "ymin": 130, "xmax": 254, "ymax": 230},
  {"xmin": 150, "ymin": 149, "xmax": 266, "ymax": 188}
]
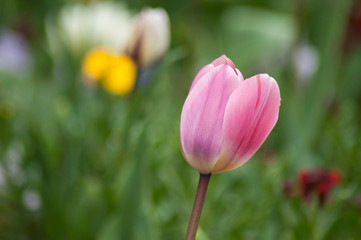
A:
[
  {"xmin": 180, "ymin": 55, "xmax": 281, "ymax": 174},
  {"xmin": 0, "ymin": 29, "xmax": 30, "ymax": 73}
]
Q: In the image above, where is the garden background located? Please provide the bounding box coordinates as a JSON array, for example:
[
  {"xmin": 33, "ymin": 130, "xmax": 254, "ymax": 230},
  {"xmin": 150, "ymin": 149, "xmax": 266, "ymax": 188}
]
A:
[{"xmin": 1, "ymin": 0, "xmax": 361, "ymax": 239}]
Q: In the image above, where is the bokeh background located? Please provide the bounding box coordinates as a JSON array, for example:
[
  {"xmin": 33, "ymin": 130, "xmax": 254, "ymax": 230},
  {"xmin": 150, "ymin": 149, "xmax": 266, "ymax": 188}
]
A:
[{"xmin": 1, "ymin": 0, "xmax": 361, "ymax": 239}]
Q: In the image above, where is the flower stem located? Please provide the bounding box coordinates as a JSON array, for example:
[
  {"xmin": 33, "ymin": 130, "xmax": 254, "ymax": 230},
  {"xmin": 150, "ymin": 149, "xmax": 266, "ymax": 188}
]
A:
[{"xmin": 185, "ymin": 173, "xmax": 211, "ymax": 240}]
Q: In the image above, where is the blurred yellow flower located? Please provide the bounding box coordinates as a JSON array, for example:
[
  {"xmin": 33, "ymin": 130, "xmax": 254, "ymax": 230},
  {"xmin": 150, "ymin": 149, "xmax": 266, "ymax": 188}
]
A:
[
  {"xmin": 102, "ymin": 55, "xmax": 137, "ymax": 96},
  {"xmin": 82, "ymin": 49, "xmax": 112, "ymax": 80}
]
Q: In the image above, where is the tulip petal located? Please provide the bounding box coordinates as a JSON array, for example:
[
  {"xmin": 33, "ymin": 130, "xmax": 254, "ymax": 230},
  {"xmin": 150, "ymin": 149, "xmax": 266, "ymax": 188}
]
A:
[
  {"xmin": 212, "ymin": 55, "xmax": 236, "ymax": 71},
  {"xmin": 190, "ymin": 56, "xmax": 244, "ymax": 92},
  {"xmin": 211, "ymin": 74, "xmax": 280, "ymax": 173},
  {"xmin": 189, "ymin": 64, "xmax": 213, "ymax": 92},
  {"xmin": 180, "ymin": 65, "xmax": 240, "ymax": 173},
  {"xmin": 140, "ymin": 8, "xmax": 170, "ymax": 65},
  {"xmin": 212, "ymin": 55, "xmax": 243, "ymax": 80}
]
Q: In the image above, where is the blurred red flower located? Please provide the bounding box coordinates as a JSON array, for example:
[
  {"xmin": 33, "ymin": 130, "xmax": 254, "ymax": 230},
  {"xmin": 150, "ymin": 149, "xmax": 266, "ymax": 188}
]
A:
[{"xmin": 283, "ymin": 168, "xmax": 341, "ymax": 206}]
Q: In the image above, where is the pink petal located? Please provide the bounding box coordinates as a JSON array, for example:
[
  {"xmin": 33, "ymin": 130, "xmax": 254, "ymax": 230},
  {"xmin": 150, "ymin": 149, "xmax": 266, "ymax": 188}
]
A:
[
  {"xmin": 212, "ymin": 55, "xmax": 243, "ymax": 79},
  {"xmin": 210, "ymin": 74, "xmax": 281, "ymax": 173},
  {"xmin": 190, "ymin": 56, "xmax": 243, "ymax": 92},
  {"xmin": 189, "ymin": 64, "xmax": 213, "ymax": 92},
  {"xmin": 235, "ymin": 69, "xmax": 243, "ymax": 80},
  {"xmin": 212, "ymin": 55, "xmax": 235, "ymax": 70},
  {"xmin": 180, "ymin": 65, "xmax": 240, "ymax": 173}
]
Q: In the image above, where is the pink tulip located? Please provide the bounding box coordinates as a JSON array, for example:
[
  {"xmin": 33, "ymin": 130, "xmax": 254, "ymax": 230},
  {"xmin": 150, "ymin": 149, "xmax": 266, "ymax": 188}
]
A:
[{"xmin": 180, "ymin": 55, "xmax": 281, "ymax": 174}]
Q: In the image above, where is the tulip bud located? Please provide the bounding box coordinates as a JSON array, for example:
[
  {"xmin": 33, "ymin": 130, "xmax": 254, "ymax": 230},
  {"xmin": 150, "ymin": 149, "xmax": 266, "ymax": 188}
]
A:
[
  {"xmin": 180, "ymin": 55, "xmax": 281, "ymax": 174},
  {"xmin": 125, "ymin": 8, "xmax": 170, "ymax": 66}
]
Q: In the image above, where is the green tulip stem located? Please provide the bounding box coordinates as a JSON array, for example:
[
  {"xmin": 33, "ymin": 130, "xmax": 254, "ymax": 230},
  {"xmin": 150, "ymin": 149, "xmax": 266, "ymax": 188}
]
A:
[{"xmin": 185, "ymin": 173, "xmax": 211, "ymax": 240}]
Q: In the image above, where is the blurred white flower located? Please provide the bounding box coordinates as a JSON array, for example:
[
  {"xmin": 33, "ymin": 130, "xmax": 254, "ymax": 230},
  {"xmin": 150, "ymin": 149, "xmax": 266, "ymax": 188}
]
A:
[
  {"xmin": 292, "ymin": 42, "xmax": 319, "ymax": 87},
  {"xmin": 126, "ymin": 8, "xmax": 170, "ymax": 66},
  {"xmin": 22, "ymin": 189, "xmax": 42, "ymax": 211},
  {"xmin": 46, "ymin": 2, "xmax": 133, "ymax": 59},
  {"xmin": 4, "ymin": 141, "xmax": 26, "ymax": 186},
  {"xmin": 0, "ymin": 29, "xmax": 30, "ymax": 74}
]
